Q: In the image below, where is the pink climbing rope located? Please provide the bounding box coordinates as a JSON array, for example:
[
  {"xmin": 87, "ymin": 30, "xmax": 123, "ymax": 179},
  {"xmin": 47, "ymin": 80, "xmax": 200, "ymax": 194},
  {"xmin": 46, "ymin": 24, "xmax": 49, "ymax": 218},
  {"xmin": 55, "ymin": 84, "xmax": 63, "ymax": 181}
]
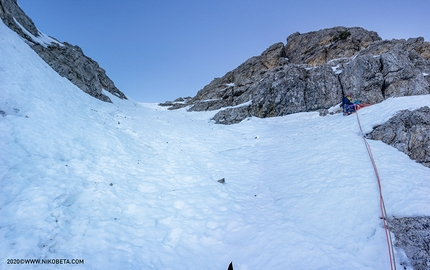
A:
[{"xmin": 354, "ymin": 111, "xmax": 396, "ymax": 270}]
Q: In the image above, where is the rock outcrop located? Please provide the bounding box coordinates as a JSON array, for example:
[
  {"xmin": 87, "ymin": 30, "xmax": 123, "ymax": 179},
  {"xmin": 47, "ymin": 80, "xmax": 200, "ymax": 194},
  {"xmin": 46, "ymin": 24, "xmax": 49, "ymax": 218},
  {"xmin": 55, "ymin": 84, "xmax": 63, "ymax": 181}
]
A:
[
  {"xmin": 164, "ymin": 26, "xmax": 430, "ymax": 125},
  {"xmin": 388, "ymin": 216, "xmax": 430, "ymax": 270},
  {"xmin": 366, "ymin": 106, "xmax": 430, "ymax": 168},
  {"xmin": 0, "ymin": 0, "xmax": 126, "ymax": 102},
  {"xmin": 284, "ymin": 27, "xmax": 381, "ymax": 66}
]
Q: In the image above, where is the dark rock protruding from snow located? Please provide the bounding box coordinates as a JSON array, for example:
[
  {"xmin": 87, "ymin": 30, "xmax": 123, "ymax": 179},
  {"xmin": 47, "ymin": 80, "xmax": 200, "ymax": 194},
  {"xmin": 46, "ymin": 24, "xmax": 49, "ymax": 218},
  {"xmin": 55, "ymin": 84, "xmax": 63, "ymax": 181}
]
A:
[
  {"xmin": 388, "ymin": 216, "xmax": 430, "ymax": 270},
  {"xmin": 165, "ymin": 26, "xmax": 430, "ymax": 124},
  {"xmin": 0, "ymin": 0, "xmax": 126, "ymax": 102},
  {"xmin": 366, "ymin": 106, "xmax": 430, "ymax": 168}
]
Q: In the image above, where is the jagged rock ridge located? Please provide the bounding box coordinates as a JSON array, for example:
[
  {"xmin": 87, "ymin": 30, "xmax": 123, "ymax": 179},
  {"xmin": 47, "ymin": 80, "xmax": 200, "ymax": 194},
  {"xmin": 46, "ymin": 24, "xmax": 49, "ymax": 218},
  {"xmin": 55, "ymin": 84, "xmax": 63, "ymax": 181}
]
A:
[
  {"xmin": 0, "ymin": 0, "xmax": 126, "ymax": 102},
  {"xmin": 162, "ymin": 26, "xmax": 430, "ymax": 125}
]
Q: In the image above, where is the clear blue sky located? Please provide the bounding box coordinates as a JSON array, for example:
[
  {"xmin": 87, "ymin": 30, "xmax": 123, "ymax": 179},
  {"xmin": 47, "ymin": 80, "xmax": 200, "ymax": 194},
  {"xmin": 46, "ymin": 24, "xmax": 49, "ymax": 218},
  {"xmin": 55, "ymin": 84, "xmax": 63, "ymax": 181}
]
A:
[{"xmin": 18, "ymin": 0, "xmax": 430, "ymax": 103}]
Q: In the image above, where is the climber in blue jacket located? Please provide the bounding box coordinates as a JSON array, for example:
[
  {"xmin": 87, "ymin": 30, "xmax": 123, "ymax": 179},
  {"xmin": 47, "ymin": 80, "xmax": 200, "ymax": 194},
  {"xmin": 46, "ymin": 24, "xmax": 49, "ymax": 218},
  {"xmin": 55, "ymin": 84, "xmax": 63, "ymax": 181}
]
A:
[
  {"xmin": 341, "ymin": 93, "xmax": 370, "ymax": 115},
  {"xmin": 341, "ymin": 94, "xmax": 356, "ymax": 115}
]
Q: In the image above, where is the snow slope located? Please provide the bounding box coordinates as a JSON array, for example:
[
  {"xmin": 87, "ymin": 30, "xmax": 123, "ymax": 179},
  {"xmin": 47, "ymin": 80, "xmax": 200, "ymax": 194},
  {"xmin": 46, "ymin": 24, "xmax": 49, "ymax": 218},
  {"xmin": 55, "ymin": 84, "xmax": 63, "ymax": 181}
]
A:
[{"xmin": 1, "ymin": 20, "xmax": 430, "ymax": 270}]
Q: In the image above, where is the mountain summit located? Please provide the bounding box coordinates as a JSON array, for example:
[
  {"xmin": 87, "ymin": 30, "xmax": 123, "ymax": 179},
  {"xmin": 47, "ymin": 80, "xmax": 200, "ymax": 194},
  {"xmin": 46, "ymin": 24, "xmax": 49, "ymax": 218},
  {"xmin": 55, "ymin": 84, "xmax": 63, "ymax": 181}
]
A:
[{"xmin": 163, "ymin": 27, "xmax": 430, "ymax": 125}]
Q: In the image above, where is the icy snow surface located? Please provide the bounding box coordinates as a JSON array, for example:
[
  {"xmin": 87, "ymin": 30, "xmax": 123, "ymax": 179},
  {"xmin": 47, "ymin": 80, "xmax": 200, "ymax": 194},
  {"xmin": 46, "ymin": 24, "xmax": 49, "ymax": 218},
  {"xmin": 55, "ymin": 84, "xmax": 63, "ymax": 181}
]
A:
[{"xmin": 1, "ymin": 21, "xmax": 430, "ymax": 270}]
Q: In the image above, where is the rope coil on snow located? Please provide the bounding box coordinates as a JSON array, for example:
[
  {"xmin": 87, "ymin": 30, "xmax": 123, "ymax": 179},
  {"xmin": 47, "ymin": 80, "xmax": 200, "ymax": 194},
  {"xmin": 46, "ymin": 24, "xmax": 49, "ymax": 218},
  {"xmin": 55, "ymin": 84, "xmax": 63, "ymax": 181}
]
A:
[{"xmin": 354, "ymin": 111, "xmax": 396, "ymax": 270}]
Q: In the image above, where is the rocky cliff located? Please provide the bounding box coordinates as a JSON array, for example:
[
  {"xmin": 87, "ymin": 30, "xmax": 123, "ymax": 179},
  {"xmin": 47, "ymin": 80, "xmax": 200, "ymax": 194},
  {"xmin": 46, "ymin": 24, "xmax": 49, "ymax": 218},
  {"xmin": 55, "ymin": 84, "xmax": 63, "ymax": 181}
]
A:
[
  {"xmin": 162, "ymin": 26, "xmax": 430, "ymax": 125},
  {"xmin": 0, "ymin": 0, "xmax": 126, "ymax": 102}
]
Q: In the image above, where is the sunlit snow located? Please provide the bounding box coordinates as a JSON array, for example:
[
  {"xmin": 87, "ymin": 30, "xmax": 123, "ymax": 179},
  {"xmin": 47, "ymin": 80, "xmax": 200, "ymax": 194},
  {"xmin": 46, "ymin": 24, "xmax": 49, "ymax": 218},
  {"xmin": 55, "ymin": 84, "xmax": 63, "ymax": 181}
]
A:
[{"xmin": 1, "ymin": 21, "xmax": 430, "ymax": 270}]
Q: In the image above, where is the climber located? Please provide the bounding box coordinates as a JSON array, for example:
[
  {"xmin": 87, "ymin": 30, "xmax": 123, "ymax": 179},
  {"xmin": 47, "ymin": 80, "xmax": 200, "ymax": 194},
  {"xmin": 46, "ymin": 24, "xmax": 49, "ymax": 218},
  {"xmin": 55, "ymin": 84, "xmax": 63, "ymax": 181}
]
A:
[
  {"xmin": 341, "ymin": 94, "xmax": 357, "ymax": 115},
  {"xmin": 341, "ymin": 93, "xmax": 370, "ymax": 115}
]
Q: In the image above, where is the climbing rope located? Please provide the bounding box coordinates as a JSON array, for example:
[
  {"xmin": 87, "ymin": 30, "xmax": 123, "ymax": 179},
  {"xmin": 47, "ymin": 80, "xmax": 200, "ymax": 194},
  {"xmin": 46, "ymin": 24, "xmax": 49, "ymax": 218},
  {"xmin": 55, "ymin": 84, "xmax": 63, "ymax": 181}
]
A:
[{"xmin": 354, "ymin": 110, "xmax": 397, "ymax": 270}]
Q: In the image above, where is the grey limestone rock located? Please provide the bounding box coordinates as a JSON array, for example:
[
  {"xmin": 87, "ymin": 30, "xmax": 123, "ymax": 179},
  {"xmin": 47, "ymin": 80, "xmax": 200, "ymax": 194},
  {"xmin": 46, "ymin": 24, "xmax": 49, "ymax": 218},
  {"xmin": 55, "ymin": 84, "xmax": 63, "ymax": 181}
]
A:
[
  {"xmin": 188, "ymin": 99, "xmax": 231, "ymax": 112},
  {"xmin": 305, "ymin": 64, "xmax": 342, "ymax": 111},
  {"xmin": 357, "ymin": 37, "xmax": 430, "ymax": 61},
  {"xmin": 189, "ymin": 54, "xmax": 269, "ymax": 109},
  {"xmin": 211, "ymin": 63, "xmax": 343, "ymax": 124},
  {"xmin": 212, "ymin": 105, "xmax": 251, "ymax": 124},
  {"xmin": 339, "ymin": 54, "xmax": 385, "ymax": 104},
  {"xmin": 31, "ymin": 42, "xmax": 126, "ymax": 102},
  {"xmin": 261, "ymin": 42, "xmax": 286, "ymax": 69},
  {"xmin": 0, "ymin": 0, "xmax": 37, "ymax": 37},
  {"xmin": 187, "ymin": 42, "xmax": 290, "ymax": 114},
  {"xmin": 0, "ymin": 0, "xmax": 127, "ymax": 102},
  {"xmin": 366, "ymin": 106, "xmax": 430, "ymax": 168},
  {"xmin": 388, "ymin": 216, "xmax": 430, "ymax": 270},
  {"xmin": 356, "ymin": 37, "xmax": 430, "ymax": 98},
  {"xmin": 380, "ymin": 47, "xmax": 430, "ymax": 98},
  {"xmin": 284, "ymin": 26, "xmax": 381, "ymax": 66},
  {"xmin": 159, "ymin": 96, "xmax": 193, "ymax": 110},
  {"xmin": 249, "ymin": 65, "xmax": 308, "ymax": 118}
]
